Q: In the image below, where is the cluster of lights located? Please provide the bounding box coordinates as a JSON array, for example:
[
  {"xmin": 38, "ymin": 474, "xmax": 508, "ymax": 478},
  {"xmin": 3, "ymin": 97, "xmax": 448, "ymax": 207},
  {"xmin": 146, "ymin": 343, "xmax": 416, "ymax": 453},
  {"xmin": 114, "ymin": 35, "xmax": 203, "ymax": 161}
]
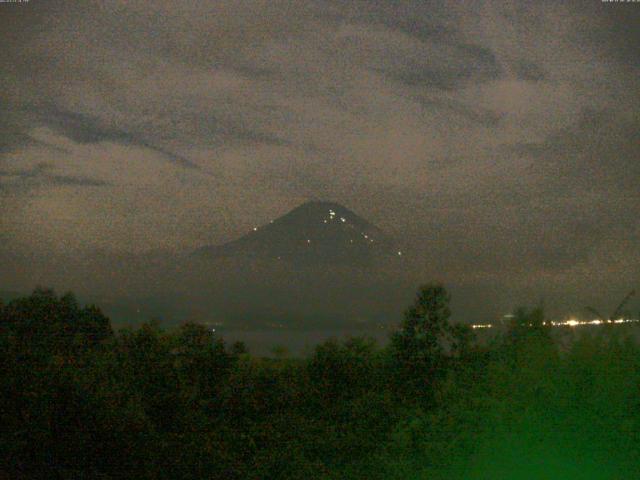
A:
[
  {"xmin": 323, "ymin": 209, "xmax": 376, "ymax": 244},
  {"xmin": 322, "ymin": 209, "xmax": 403, "ymax": 256},
  {"xmin": 471, "ymin": 318, "xmax": 640, "ymax": 329},
  {"xmin": 550, "ymin": 318, "xmax": 640, "ymax": 327},
  {"xmin": 249, "ymin": 209, "xmax": 405, "ymax": 258},
  {"xmin": 471, "ymin": 324, "xmax": 492, "ymax": 329},
  {"xmin": 325, "ymin": 209, "xmax": 340, "ymax": 224}
]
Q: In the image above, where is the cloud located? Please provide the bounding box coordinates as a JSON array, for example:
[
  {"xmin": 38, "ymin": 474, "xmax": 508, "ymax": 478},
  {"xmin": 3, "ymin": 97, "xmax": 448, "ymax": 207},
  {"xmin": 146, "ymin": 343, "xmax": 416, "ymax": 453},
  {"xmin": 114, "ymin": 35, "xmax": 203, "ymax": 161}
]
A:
[
  {"xmin": 0, "ymin": 0, "xmax": 638, "ymax": 311},
  {"xmin": 0, "ymin": 163, "xmax": 110, "ymax": 190},
  {"xmin": 19, "ymin": 103, "xmax": 203, "ymax": 170}
]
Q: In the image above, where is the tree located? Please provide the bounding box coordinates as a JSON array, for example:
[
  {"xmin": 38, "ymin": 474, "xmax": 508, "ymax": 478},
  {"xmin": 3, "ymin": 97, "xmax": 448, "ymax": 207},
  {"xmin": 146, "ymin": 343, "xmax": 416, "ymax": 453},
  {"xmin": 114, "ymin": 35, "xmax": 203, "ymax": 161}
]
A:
[
  {"xmin": 308, "ymin": 336, "xmax": 379, "ymax": 402},
  {"xmin": 173, "ymin": 321, "xmax": 233, "ymax": 404},
  {"xmin": 271, "ymin": 344, "xmax": 290, "ymax": 359},
  {"xmin": 390, "ymin": 284, "xmax": 452, "ymax": 401},
  {"xmin": 506, "ymin": 305, "xmax": 551, "ymax": 346},
  {"xmin": 231, "ymin": 340, "xmax": 248, "ymax": 356},
  {"xmin": 0, "ymin": 289, "xmax": 116, "ymax": 478},
  {"xmin": 449, "ymin": 323, "xmax": 475, "ymax": 359},
  {"xmin": 0, "ymin": 288, "xmax": 112, "ymax": 359}
]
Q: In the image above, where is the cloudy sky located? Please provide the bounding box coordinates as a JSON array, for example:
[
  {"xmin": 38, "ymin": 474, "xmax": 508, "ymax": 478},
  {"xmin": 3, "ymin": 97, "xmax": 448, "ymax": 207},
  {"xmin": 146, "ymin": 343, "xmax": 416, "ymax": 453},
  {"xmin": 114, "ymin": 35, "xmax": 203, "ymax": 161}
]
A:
[{"xmin": 1, "ymin": 0, "xmax": 638, "ymax": 314}]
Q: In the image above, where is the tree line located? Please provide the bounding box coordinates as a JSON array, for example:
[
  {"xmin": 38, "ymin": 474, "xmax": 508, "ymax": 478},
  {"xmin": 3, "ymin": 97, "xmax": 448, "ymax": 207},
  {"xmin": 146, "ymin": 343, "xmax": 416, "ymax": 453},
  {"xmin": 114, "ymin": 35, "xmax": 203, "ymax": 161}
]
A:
[{"xmin": 1, "ymin": 286, "xmax": 639, "ymax": 479}]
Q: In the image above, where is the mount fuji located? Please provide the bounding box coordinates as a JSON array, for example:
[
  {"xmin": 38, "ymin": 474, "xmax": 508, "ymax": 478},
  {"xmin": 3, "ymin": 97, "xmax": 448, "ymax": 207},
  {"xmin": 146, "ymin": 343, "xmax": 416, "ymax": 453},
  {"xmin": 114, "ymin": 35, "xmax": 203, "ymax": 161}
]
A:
[{"xmin": 194, "ymin": 201, "xmax": 403, "ymax": 267}]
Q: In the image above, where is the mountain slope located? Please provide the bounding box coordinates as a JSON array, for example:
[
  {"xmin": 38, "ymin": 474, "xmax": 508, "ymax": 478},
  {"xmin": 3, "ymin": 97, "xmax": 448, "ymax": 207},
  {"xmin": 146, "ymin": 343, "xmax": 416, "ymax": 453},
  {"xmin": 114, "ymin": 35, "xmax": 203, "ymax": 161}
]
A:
[{"xmin": 194, "ymin": 201, "xmax": 402, "ymax": 266}]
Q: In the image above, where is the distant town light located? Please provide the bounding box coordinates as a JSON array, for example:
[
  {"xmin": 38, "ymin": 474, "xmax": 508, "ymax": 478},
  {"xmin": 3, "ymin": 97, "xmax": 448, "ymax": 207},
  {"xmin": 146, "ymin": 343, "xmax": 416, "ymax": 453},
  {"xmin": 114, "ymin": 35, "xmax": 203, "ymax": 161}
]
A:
[
  {"xmin": 471, "ymin": 317, "xmax": 640, "ymax": 329},
  {"xmin": 397, "ymin": 250, "xmax": 402, "ymax": 256},
  {"xmin": 253, "ymin": 227, "xmax": 258, "ymax": 231}
]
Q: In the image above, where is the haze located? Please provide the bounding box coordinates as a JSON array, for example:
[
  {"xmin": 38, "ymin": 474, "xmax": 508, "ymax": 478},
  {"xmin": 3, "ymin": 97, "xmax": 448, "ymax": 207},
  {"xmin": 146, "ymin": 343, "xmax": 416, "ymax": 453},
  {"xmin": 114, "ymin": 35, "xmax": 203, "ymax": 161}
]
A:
[{"xmin": 1, "ymin": 0, "xmax": 639, "ymax": 324}]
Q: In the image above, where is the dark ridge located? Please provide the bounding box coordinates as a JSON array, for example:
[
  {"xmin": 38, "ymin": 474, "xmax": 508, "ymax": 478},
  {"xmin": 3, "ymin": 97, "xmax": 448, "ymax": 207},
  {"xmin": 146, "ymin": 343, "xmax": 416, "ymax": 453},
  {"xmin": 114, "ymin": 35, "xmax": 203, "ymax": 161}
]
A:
[{"xmin": 193, "ymin": 201, "xmax": 402, "ymax": 266}]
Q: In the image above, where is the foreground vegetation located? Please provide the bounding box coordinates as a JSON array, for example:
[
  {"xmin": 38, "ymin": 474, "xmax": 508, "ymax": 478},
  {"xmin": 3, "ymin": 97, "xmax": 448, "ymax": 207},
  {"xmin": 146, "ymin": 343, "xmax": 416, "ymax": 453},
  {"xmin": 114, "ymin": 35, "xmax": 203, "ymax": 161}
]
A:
[{"xmin": 1, "ymin": 286, "xmax": 639, "ymax": 479}]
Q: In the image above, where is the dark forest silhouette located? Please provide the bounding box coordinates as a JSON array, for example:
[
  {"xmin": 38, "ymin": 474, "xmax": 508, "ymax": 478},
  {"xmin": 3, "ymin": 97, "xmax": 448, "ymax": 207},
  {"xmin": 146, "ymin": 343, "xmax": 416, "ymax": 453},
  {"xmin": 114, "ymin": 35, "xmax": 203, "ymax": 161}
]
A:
[{"xmin": 1, "ymin": 286, "xmax": 639, "ymax": 479}]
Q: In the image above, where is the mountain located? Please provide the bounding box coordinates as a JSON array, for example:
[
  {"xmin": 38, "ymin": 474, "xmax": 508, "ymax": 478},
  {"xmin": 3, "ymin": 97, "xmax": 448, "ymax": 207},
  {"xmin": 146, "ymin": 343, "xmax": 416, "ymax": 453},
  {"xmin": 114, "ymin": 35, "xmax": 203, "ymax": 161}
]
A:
[
  {"xmin": 185, "ymin": 201, "xmax": 411, "ymax": 329},
  {"xmin": 193, "ymin": 201, "xmax": 403, "ymax": 266}
]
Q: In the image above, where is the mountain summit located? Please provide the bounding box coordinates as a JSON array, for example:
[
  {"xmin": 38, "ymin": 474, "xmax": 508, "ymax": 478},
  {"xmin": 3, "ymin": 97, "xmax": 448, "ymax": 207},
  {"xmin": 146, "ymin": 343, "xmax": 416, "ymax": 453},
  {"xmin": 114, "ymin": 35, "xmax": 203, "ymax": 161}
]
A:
[{"xmin": 194, "ymin": 201, "xmax": 402, "ymax": 266}]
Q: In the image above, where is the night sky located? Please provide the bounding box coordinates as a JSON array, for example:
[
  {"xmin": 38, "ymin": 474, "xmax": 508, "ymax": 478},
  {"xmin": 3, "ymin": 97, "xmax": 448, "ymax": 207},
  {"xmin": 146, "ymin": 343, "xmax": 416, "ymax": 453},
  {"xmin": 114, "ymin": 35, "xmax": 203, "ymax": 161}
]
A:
[{"xmin": 1, "ymin": 1, "xmax": 638, "ymax": 318}]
